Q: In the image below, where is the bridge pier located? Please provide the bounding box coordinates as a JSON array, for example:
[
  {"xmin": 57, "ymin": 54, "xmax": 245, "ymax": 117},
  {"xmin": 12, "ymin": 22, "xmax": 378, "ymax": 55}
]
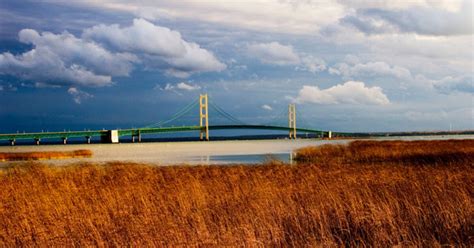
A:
[
  {"xmin": 35, "ymin": 138, "xmax": 40, "ymax": 145},
  {"xmin": 132, "ymin": 131, "xmax": 141, "ymax": 143}
]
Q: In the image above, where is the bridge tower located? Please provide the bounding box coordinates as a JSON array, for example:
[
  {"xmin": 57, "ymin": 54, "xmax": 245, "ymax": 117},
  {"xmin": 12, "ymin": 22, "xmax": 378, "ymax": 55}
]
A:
[
  {"xmin": 199, "ymin": 94, "xmax": 209, "ymax": 141},
  {"xmin": 288, "ymin": 103, "xmax": 296, "ymax": 139}
]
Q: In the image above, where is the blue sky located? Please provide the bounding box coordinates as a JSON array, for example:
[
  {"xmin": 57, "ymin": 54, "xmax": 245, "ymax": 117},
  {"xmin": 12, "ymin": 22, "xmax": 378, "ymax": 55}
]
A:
[{"xmin": 0, "ymin": 0, "xmax": 472, "ymax": 133}]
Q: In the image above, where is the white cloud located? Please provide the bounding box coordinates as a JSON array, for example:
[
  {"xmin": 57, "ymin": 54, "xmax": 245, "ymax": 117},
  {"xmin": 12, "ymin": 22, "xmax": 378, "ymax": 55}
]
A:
[
  {"xmin": 176, "ymin": 82, "xmax": 201, "ymax": 91},
  {"xmin": 0, "ymin": 19, "xmax": 226, "ymax": 88},
  {"xmin": 83, "ymin": 19, "xmax": 187, "ymax": 57},
  {"xmin": 297, "ymin": 55, "xmax": 327, "ymax": 73},
  {"xmin": 246, "ymin": 42, "xmax": 300, "ymax": 65},
  {"xmin": 67, "ymin": 87, "xmax": 93, "ymax": 104},
  {"xmin": 295, "ymin": 81, "xmax": 389, "ymax": 105},
  {"xmin": 261, "ymin": 104, "xmax": 273, "ymax": 111},
  {"xmin": 330, "ymin": 60, "xmax": 412, "ymax": 80},
  {"xmin": 85, "ymin": 0, "xmax": 345, "ymax": 35},
  {"xmin": 157, "ymin": 82, "xmax": 201, "ymax": 92},
  {"xmin": 81, "ymin": 0, "xmax": 468, "ymax": 37},
  {"xmin": 18, "ymin": 29, "xmax": 135, "ymax": 77},
  {"xmin": 83, "ymin": 18, "xmax": 226, "ymax": 77},
  {"xmin": 0, "ymin": 29, "xmax": 133, "ymax": 87},
  {"xmin": 247, "ymin": 42, "xmax": 326, "ymax": 73}
]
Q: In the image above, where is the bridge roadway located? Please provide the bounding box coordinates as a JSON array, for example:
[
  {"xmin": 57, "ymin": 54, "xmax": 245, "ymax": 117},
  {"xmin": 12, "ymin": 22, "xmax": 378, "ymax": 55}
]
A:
[{"xmin": 0, "ymin": 125, "xmax": 338, "ymax": 144}]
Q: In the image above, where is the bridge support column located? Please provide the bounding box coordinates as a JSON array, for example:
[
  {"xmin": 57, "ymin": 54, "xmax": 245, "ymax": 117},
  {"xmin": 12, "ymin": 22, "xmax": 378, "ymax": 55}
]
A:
[
  {"xmin": 35, "ymin": 138, "xmax": 40, "ymax": 145},
  {"xmin": 10, "ymin": 139, "xmax": 15, "ymax": 146},
  {"xmin": 62, "ymin": 137, "xmax": 67, "ymax": 145},
  {"xmin": 199, "ymin": 94, "xmax": 209, "ymax": 141},
  {"xmin": 132, "ymin": 130, "xmax": 142, "ymax": 143},
  {"xmin": 288, "ymin": 104, "xmax": 296, "ymax": 139}
]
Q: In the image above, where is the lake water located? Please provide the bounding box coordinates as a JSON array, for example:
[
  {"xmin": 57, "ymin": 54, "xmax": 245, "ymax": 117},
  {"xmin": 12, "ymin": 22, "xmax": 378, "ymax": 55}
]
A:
[
  {"xmin": 0, "ymin": 135, "xmax": 472, "ymax": 166},
  {"xmin": 191, "ymin": 153, "xmax": 293, "ymax": 164}
]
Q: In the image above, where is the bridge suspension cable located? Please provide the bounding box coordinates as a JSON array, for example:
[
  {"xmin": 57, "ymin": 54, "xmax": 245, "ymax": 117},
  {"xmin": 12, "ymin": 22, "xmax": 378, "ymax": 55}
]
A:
[
  {"xmin": 259, "ymin": 106, "xmax": 288, "ymax": 126},
  {"xmin": 144, "ymin": 98, "xmax": 199, "ymax": 128},
  {"xmin": 208, "ymin": 99, "xmax": 247, "ymax": 125},
  {"xmin": 295, "ymin": 108, "xmax": 313, "ymax": 129}
]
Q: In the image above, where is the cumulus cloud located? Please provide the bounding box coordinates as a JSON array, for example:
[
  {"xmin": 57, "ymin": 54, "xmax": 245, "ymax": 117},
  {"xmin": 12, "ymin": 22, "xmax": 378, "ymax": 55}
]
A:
[
  {"xmin": 0, "ymin": 19, "xmax": 226, "ymax": 89},
  {"xmin": 246, "ymin": 42, "xmax": 300, "ymax": 65},
  {"xmin": 261, "ymin": 104, "xmax": 273, "ymax": 111},
  {"xmin": 295, "ymin": 81, "xmax": 389, "ymax": 105},
  {"xmin": 68, "ymin": 87, "xmax": 93, "ymax": 104},
  {"xmin": 341, "ymin": 0, "xmax": 472, "ymax": 36},
  {"xmin": 0, "ymin": 29, "xmax": 133, "ymax": 87},
  {"xmin": 83, "ymin": 19, "xmax": 187, "ymax": 57},
  {"xmin": 83, "ymin": 18, "xmax": 226, "ymax": 78}
]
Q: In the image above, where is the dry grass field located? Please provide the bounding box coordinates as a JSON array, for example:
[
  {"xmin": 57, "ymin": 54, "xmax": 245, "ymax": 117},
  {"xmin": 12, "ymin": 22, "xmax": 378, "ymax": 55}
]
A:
[
  {"xmin": 0, "ymin": 149, "xmax": 92, "ymax": 161},
  {"xmin": 0, "ymin": 140, "xmax": 472, "ymax": 246}
]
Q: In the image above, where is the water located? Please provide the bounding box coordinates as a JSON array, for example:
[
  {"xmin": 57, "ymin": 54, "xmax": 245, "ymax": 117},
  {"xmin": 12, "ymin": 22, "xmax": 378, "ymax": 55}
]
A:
[
  {"xmin": 193, "ymin": 153, "xmax": 293, "ymax": 164},
  {"xmin": 1, "ymin": 135, "xmax": 473, "ymax": 166}
]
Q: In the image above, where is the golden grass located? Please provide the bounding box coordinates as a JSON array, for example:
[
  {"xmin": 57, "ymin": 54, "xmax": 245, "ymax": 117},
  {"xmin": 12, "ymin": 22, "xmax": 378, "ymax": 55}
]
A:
[
  {"xmin": 0, "ymin": 149, "xmax": 92, "ymax": 161},
  {"xmin": 0, "ymin": 140, "xmax": 472, "ymax": 246},
  {"xmin": 295, "ymin": 139, "xmax": 474, "ymax": 166}
]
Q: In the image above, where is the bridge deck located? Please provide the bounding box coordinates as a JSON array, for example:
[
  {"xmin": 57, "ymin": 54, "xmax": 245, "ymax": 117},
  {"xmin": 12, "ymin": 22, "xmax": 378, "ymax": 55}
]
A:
[
  {"xmin": 1, "ymin": 125, "xmax": 471, "ymax": 143},
  {"xmin": 0, "ymin": 125, "xmax": 328, "ymax": 141}
]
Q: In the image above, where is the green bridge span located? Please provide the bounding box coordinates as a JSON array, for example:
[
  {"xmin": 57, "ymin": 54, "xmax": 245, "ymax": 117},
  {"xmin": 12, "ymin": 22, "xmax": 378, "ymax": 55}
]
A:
[
  {"xmin": 1, "ymin": 124, "xmax": 471, "ymax": 145},
  {"xmin": 3, "ymin": 93, "xmax": 469, "ymax": 145},
  {"xmin": 0, "ymin": 125, "xmax": 336, "ymax": 145}
]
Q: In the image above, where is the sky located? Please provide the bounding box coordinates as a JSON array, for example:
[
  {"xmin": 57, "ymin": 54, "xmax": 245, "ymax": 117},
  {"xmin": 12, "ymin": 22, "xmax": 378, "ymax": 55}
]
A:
[{"xmin": 0, "ymin": 0, "xmax": 472, "ymax": 133}]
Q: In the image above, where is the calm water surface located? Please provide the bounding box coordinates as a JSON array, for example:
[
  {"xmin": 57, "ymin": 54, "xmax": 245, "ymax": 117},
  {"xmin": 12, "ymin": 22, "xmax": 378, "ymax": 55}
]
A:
[{"xmin": 192, "ymin": 153, "xmax": 294, "ymax": 164}]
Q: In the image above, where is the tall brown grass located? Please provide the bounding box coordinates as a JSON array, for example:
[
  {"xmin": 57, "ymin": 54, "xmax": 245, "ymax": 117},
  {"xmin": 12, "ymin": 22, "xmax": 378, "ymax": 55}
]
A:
[
  {"xmin": 295, "ymin": 139, "xmax": 474, "ymax": 166},
  {"xmin": 0, "ymin": 140, "xmax": 472, "ymax": 246},
  {"xmin": 0, "ymin": 149, "xmax": 92, "ymax": 161}
]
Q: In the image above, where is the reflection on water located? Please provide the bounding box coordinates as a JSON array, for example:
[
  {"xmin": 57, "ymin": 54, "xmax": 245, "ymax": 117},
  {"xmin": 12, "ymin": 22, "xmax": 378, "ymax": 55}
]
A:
[{"xmin": 193, "ymin": 153, "xmax": 294, "ymax": 164}]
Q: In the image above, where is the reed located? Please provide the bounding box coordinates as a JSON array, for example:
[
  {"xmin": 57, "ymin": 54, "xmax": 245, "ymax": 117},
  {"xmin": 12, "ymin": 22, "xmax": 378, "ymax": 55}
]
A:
[
  {"xmin": 295, "ymin": 139, "xmax": 474, "ymax": 166},
  {"xmin": 0, "ymin": 140, "xmax": 472, "ymax": 246},
  {"xmin": 0, "ymin": 149, "xmax": 92, "ymax": 161}
]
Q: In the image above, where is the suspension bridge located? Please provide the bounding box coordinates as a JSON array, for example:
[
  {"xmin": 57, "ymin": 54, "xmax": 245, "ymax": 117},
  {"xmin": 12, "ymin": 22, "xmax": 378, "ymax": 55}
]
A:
[{"xmin": 0, "ymin": 94, "xmax": 349, "ymax": 145}]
